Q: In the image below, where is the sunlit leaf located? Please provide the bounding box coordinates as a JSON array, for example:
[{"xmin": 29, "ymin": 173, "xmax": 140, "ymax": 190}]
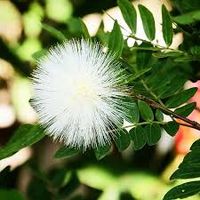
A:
[{"xmin": 190, "ymin": 46, "xmax": 200, "ymax": 56}]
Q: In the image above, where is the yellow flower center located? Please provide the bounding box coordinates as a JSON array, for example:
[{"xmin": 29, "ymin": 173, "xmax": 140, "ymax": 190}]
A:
[{"xmin": 72, "ymin": 78, "xmax": 98, "ymax": 102}]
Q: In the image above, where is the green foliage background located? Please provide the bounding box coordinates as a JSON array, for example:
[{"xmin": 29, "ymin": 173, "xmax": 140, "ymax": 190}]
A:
[{"xmin": 0, "ymin": 0, "xmax": 200, "ymax": 199}]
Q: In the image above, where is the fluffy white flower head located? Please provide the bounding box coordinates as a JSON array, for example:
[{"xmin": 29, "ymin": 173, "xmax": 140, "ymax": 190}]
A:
[{"xmin": 32, "ymin": 39, "xmax": 128, "ymax": 149}]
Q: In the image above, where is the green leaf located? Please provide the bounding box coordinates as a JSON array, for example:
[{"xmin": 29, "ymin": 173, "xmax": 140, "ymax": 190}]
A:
[
  {"xmin": 130, "ymin": 126, "xmax": 146, "ymax": 150},
  {"xmin": 170, "ymin": 139, "xmax": 200, "ymax": 180},
  {"xmin": 190, "ymin": 139, "xmax": 200, "ymax": 151},
  {"xmin": 42, "ymin": 24, "xmax": 66, "ymax": 41},
  {"xmin": 155, "ymin": 109, "xmax": 164, "ymax": 121},
  {"xmin": 174, "ymin": 56, "xmax": 196, "ymax": 62},
  {"xmin": 138, "ymin": 100, "xmax": 154, "ymax": 121},
  {"xmin": 175, "ymin": 102, "xmax": 196, "ymax": 117},
  {"xmin": 166, "ymin": 87, "xmax": 197, "ymax": 108},
  {"xmin": 0, "ymin": 124, "xmax": 45, "ymax": 160},
  {"xmin": 27, "ymin": 179, "xmax": 51, "ymax": 200},
  {"xmin": 67, "ymin": 17, "xmax": 84, "ymax": 35},
  {"xmin": 128, "ymin": 67, "xmax": 152, "ymax": 83},
  {"xmin": 0, "ymin": 189, "xmax": 25, "ymax": 200},
  {"xmin": 153, "ymin": 51, "xmax": 183, "ymax": 58},
  {"xmin": 49, "ymin": 169, "xmax": 71, "ymax": 188},
  {"xmin": 138, "ymin": 4, "xmax": 155, "ymax": 41},
  {"xmin": 58, "ymin": 172, "xmax": 80, "ymax": 198},
  {"xmin": 159, "ymin": 77, "xmax": 186, "ymax": 99},
  {"xmin": 162, "ymin": 5, "xmax": 173, "ymax": 46},
  {"xmin": 171, "ymin": 164, "xmax": 200, "ymax": 180},
  {"xmin": 108, "ymin": 21, "xmax": 124, "ymax": 58},
  {"xmin": 131, "ymin": 46, "xmax": 161, "ymax": 51},
  {"xmin": 190, "ymin": 46, "xmax": 200, "ymax": 56},
  {"xmin": 94, "ymin": 144, "xmax": 111, "ymax": 160},
  {"xmin": 146, "ymin": 123, "xmax": 161, "ymax": 146},
  {"xmin": 131, "ymin": 102, "xmax": 140, "ymax": 123},
  {"xmin": 0, "ymin": 167, "xmax": 12, "ymax": 188},
  {"xmin": 117, "ymin": 0, "xmax": 137, "ymax": 33},
  {"xmin": 163, "ymin": 132, "xmax": 200, "ymax": 199},
  {"xmin": 79, "ymin": 18, "xmax": 90, "ymax": 39},
  {"xmin": 32, "ymin": 49, "xmax": 47, "ymax": 60},
  {"xmin": 114, "ymin": 130, "xmax": 130, "ymax": 151},
  {"xmin": 173, "ymin": 10, "xmax": 200, "ymax": 25},
  {"xmin": 136, "ymin": 43, "xmax": 153, "ymax": 69},
  {"xmin": 163, "ymin": 121, "xmax": 179, "ymax": 136},
  {"xmin": 163, "ymin": 181, "xmax": 200, "ymax": 200},
  {"xmin": 183, "ymin": 150, "xmax": 200, "ymax": 164},
  {"xmin": 54, "ymin": 146, "xmax": 79, "ymax": 159},
  {"xmin": 126, "ymin": 102, "xmax": 140, "ymax": 123}
]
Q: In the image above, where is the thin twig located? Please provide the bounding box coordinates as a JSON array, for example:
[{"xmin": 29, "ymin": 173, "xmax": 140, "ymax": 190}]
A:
[
  {"xmin": 103, "ymin": 10, "xmax": 185, "ymax": 54},
  {"xmin": 174, "ymin": 121, "xmax": 196, "ymax": 129},
  {"xmin": 133, "ymin": 94, "xmax": 200, "ymax": 131},
  {"xmin": 128, "ymin": 35, "xmax": 184, "ymax": 54}
]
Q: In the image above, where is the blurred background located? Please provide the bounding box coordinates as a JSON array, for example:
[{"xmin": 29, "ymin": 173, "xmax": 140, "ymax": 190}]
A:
[{"xmin": 0, "ymin": 0, "xmax": 200, "ymax": 199}]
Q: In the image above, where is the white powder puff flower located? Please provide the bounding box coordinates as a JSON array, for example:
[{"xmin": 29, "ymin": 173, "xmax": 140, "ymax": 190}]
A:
[{"xmin": 31, "ymin": 39, "xmax": 128, "ymax": 150}]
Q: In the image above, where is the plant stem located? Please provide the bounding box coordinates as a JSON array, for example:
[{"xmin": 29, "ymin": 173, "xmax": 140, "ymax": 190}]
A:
[
  {"xmin": 128, "ymin": 34, "xmax": 184, "ymax": 54},
  {"xmin": 134, "ymin": 94, "xmax": 200, "ymax": 131},
  {"xmin": 104, "ymin": 10, "xmax": 185, "ymax": 53},
  {"xmin": 140, "ymin": 79, "xmax": 165, "ymax": 106}
]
